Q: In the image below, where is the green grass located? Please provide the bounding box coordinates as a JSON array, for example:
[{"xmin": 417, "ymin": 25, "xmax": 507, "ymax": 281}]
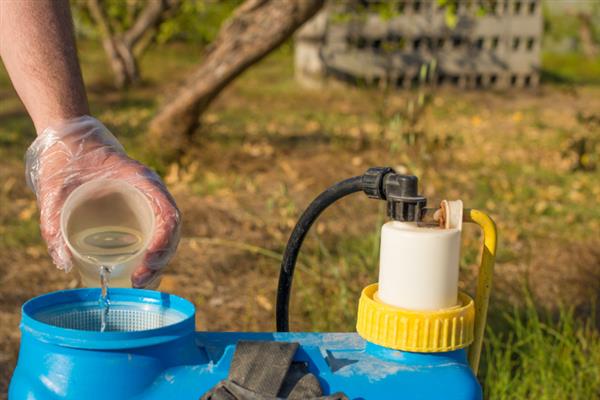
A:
[
  {"xmin": 541, "ymin": 52, "xmax": 600, "ymax": 85},
  {"xmin": 482, "ymin": 300, "xmax": 599, "ymax": 399}
]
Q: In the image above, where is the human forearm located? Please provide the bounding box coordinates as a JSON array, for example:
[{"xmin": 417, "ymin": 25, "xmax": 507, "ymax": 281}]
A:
[{"xmin": 0, "ymin": 0, "xmax": 89, "ymax": 133}]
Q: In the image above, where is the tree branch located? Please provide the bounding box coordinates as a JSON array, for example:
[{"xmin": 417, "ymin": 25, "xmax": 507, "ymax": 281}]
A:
[
  {"xmin": 148, "ymin": 0, "xmax": 325, "ymax": 155},
  {"xmin": 122, "ymin": 0, "xmax": 180, "ymax": 49},
  {"xmin": 87, "ymin": 0, "xmax": 181, "ymax": 88},
  {"xmin": 87, "ymin": 0, "xmax": 128, "ymax": 87}
]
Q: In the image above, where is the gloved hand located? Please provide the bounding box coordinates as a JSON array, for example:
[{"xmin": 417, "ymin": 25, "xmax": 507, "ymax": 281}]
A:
[{"xmin": 25, "ymin": 116, "xmax": 181, "ymax": 288}]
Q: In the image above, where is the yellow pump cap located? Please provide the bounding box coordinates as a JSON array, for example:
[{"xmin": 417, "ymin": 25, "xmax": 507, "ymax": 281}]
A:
[{"xmin": 356, "ymin": 284, "xmax": 475, "ymax": 352}]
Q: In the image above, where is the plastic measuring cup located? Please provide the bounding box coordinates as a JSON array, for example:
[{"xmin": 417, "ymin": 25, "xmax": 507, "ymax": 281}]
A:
[{"xmin": 60, "ymin": 179, "xmax": 155, "ymax": 287}]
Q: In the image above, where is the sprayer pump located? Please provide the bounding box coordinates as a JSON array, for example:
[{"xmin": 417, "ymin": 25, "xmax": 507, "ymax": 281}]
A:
[
  {"xmin": 276, "ymin": 166, "xmax": 497, "ymax": 375},
  {"xmin": 276, "ymin": 166, "xmax": 430, "ymax": 332}
]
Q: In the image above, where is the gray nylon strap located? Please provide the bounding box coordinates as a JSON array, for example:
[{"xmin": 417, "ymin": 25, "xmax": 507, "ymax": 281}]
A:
[
  {"xmin": 287, "ymin": 373, "xmax": 323, "ymax": 399},
  {"xmin": 202, "ymin": 380, "xmax": 347, "ymax": 400},
  {"xmin": 200, "ymin": 341, "xmax": 348, "ymax": 400},
  {"xmin": 229, "ymin": 341, "xmax": 299, "ymax": 396}
]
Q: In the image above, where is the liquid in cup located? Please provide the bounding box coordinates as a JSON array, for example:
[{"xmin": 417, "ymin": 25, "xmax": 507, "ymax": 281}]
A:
[{"xmin": 60, "ymin": 179, "xmax": 155, "ymax": 288}]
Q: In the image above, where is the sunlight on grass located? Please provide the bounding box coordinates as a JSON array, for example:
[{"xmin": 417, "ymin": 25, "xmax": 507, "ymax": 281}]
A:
[{"xmin": 482, "ymin": 300, "xmax": 599, "ymax": 399}]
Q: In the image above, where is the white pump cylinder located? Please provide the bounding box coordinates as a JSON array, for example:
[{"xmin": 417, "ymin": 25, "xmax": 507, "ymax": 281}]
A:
[{"xmin": 377, "ymin": 221, "xmax": 461, "ymax": 311}]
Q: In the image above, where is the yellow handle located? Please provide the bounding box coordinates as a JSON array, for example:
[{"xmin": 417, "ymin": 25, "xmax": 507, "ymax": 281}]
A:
[{"xmin": 464, "ymin": 209, "xmax": 497, "ymax": 374}]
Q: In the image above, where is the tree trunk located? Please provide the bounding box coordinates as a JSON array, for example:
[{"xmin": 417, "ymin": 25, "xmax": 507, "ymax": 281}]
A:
[
  {"xmin": 577, "ymin": 13, "xmax": 599, "ymax": 59},
  {"xmin": 87, "ymin": 0, "xmax": 180, "ymax": 89},
  {"xmin": 87, "ymin": 0, "xmax": 131, "ymax": 88},
  {"xmin": 148, "ymin": 0, "xmax": 325, "ymax": 155}
]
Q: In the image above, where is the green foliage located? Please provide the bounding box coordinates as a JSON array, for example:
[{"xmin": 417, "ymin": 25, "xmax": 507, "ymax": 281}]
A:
[
  {"xmin": 71, "ymin": 0, "xmax": 147, "ymax": 38},
  {"xmin": 543, "ymin": 8, "xmax": 580, "ymax": 44},
  {"xmin": 71, "ymin": 0, "xmax": 241, "ymax": 45},
  {"xmin": 104, "ymin": 0, "xmax": 141, "ymax": 32},
  {"xmin": 70, "ymin": 0, "xmax": 97, "ymax": 38},
  {"xmin": 332, "ymin": 0, "xmax": 496, "ymax": 28},
  {"xmin": 157, "ymin": 0, "xmax": 242, "ymax": 45},
  {"xmin": 543, "ymin": 1, "xmax": 600, "ymax": 55},
  {"xmin": 437, "ymin": 0, "xmax": 458, "ymax": 28}
]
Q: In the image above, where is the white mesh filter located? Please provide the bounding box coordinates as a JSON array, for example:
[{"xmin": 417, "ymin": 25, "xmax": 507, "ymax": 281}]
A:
[{"xmin": 35, "ymin": 302, "xmax": 186, "ymax": 332}]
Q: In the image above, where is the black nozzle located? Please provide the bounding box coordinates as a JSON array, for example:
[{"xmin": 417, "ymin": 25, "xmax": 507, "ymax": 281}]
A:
[
  {"xmin": 383, "ymin": 173, "xmax": 427, "ymax": 222},
  {"xmin": 360, "ymin": 167, "xmax": 427, "ymax": 222}
]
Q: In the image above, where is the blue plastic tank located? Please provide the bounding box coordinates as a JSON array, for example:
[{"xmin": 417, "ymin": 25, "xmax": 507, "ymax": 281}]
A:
[{"xmin": 9, "ymin": 288, "xmax": 481, "ymax": 399}]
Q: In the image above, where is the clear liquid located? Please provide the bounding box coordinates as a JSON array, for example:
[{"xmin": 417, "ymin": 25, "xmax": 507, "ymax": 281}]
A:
[
  {"xmin": 99, "ymin": 265, "xmax": 111, "ymax": 332},
  {"xmin": 70, "ymin": 226, "xmax": 144, "ymax": 332},
  {"xmin": 71, "ymin": 226, "xmax": 144, "ymax": 267}
]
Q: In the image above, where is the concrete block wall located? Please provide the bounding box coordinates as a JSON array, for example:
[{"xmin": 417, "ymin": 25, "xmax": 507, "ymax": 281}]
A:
[{"xmin": 295, "ymin": 0, "xmax": 543, "ymax": 89}]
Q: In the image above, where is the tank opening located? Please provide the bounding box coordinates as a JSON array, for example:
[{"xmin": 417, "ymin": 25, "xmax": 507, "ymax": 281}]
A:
[{"xmin": 32, "ymin": 301, "xmax": 187, "ymax": 332}]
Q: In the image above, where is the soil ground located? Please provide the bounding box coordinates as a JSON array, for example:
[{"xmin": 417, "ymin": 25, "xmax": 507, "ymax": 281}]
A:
[{"xmin": 1, "ymin": 44, "xmax": 599, "ymax": 397}]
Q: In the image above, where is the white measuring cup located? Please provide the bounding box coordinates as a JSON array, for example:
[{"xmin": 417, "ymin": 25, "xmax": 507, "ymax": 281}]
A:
[{"xmin": 60, "ymin": 179, "xmax": 155, "ymax": 287}]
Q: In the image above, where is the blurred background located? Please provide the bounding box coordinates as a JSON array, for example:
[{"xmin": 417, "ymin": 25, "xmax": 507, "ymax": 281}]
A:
[{"xmin": 0, "ymin": 1, "xmax": 599, "ymax": 398}]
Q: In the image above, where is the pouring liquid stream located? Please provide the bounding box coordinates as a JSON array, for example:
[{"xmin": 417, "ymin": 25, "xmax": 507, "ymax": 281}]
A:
[
  {"xmin": 99, "ymin": 265, "xmax": 111, "ymax": 332},
  {"xmin": 70, "ymin": 226, "xmax": 144, "ymax": 332}
]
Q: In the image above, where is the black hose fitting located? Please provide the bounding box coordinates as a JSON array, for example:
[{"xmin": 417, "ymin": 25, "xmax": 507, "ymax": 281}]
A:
[{"xmin": 361, "ymin": 166, "xmax": 395, "ymax": 199}]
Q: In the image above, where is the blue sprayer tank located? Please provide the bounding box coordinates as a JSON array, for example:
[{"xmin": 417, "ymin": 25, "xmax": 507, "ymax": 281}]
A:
[
  {"xmin": 10, "ymin": 288, "xmax": 481, "ymax": 399},
  {"xmin": 10, "ymin": 168, "xmax": 497, "ymax": 399}
]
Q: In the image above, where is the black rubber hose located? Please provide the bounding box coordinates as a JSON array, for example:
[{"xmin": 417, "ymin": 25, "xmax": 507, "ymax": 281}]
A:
[{"xmin": 276, "ymin": 176, "xmax": 364, "ymax": 332}]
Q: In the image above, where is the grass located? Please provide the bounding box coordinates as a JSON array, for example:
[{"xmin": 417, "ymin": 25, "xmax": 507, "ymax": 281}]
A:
[
  {"xmin": 482, "ymin": 301, "xmax": 599, "ymax": 399},
  {"xmin": 541, "ymin": 52, "xmax": 600, "ymax": 85}
]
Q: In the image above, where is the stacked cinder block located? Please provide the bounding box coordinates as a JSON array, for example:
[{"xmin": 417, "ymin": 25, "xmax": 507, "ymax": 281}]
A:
[{"xmin": 295, "ymin": 0, "xmax": 542, "ymax": 89}]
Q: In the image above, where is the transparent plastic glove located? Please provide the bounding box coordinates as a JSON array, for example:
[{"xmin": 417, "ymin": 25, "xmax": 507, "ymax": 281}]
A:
[{"xmin": 25, "ymin": 116, "xmax": 181, "ymax": 288}]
